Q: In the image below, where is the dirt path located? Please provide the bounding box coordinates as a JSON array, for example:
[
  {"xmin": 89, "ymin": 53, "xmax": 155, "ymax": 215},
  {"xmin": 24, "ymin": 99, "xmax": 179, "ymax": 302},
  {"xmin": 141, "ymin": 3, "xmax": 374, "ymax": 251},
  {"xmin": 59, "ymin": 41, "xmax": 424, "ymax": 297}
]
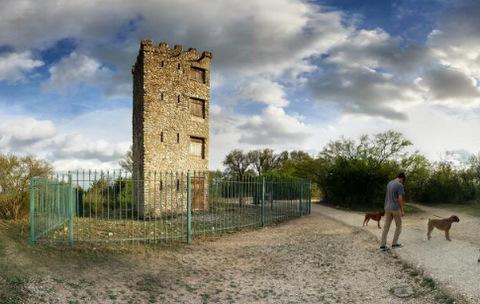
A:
[
  {"xmin": 1, "ymin": 207, "xmax": 458, "ymax": 304},
  {"xmin": 315, "ymin": 204, "xmax": 480, "ymax": 303}
]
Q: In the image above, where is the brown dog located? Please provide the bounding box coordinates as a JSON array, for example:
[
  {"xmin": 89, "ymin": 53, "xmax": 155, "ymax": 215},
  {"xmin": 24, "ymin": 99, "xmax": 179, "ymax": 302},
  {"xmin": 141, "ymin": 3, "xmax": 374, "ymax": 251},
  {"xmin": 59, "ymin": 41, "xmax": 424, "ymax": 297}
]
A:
[
  {"xmin": 427, "ymin": 215, "xmax": 460, "ymax": 241},
  {"xmin": 363, "ymin": 211, "xmax": 385, "ymax": 229}
]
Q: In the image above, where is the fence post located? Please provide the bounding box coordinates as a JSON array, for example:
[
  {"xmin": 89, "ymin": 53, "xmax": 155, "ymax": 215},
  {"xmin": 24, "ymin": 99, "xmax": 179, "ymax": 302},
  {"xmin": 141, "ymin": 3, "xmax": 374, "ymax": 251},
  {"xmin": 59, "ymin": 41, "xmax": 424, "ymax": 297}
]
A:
[
  {"xmin": 299, "ymin": 182, "xmax": 303, "ymax": 216},
  {"xmin": 261, "ymin": 177, "xmax": 265, "ymax": 227},
  {"xmin": 68, "ymin": 174, "xmax": 74, "ymax": 246},
  {"xmin": 29, "ymin": 178, "xmax": 36, "ymax": 244},
  {"xmin": 308, "ymin": 181, "xmax": 312, "ymax": 214},
  {"xmin": 187, "ymin": 172, "xmax": 192, "ymax": 244}
]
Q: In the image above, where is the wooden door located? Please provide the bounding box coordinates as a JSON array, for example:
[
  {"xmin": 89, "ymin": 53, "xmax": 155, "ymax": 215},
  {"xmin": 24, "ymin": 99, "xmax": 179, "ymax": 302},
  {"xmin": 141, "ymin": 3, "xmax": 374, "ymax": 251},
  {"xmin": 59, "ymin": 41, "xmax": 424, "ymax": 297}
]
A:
[{"xmin": 192, "ymin": 177, "xmax": 205, "ymax": 210}]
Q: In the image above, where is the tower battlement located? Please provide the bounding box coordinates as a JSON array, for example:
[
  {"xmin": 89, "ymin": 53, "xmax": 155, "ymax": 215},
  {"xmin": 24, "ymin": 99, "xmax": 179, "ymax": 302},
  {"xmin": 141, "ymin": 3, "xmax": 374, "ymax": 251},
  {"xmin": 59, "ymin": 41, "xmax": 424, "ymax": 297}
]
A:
[{"xmin": 138, "ymin": 39, "xmax": 212, "ymax": 61}]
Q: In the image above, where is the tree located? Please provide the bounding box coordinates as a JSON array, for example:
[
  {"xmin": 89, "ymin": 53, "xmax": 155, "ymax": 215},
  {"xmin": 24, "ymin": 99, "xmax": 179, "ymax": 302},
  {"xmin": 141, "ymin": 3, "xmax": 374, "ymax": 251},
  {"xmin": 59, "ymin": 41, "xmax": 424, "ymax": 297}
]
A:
[
  {"xmin": 315, "ymin": 131, "xmax": 413, "ymax": 209},
  {"xmin": 288, "ymin": 150, "xmax": 312, "ymax": 162},
  {"xmin": 223, "ymin": 149, "xmax": 253, "ymax": 179},
  {"xmin": 0, "ymin": 154, "xmax": 52, "ymax": 219},
  {"xmin": 119, "ymin": 146, "xmax": 133, "ymax": 172},
  {"xmin": 320, "ymin": 130, "xmax": 412, "ymax": 165},
  {"xmin": 368, "ymin": 131, "xmax": 412, "ymax": 164},
  {"xmin": 247, "ymin": 149, "xmax": 277, "ymax": 176}
]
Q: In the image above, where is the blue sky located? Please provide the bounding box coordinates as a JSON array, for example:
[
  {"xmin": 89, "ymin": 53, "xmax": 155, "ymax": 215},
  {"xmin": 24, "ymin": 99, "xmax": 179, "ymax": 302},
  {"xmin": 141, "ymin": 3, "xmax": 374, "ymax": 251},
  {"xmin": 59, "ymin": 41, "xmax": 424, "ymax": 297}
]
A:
[{"xmin": 0, "ymin": 0, "xmax": 479, "ymax": 170}]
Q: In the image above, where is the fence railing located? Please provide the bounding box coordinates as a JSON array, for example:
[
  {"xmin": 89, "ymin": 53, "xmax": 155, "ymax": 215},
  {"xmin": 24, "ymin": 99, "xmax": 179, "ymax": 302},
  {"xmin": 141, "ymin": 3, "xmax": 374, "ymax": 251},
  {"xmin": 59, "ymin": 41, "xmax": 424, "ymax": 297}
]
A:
[{"xmin": 29, "ymin": 170, "xmax": 311, "ymax": 245}]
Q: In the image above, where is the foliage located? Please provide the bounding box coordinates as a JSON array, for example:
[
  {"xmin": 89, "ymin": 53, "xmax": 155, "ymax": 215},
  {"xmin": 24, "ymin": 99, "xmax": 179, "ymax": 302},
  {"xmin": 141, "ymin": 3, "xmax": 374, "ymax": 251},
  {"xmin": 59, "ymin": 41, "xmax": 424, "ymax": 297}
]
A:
[
  {"xmin": 247, "ymin": 149, "xmax": 278, "ymax": 176},
  {"xmin": 310, "ymin": 131, "xmax": 412, "ymax": 209},
  {"xmin": 80, "ymin": 176, "xmax": 134, "ymax": 217},
  {"xmin": 0, "ymin": 154, "xmax": 52, "ymax": 219},
  {"xmin": 223, "ymin": 149, "xmax": 255, "ymax": 178},
  {"xmin": 411, "ymin": 162, "xmax": 478, "ymax": 204},
  {"xmin": 223, "ymin": 132, "xmax": 480, "ymax": 209}
]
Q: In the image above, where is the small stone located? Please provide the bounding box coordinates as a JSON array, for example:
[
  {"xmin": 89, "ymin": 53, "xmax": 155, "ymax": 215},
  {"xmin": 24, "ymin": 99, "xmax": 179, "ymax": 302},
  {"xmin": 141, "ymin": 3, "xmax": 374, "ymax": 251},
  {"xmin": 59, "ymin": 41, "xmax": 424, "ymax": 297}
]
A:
[{"xmin": 392, "ymin": 286, "xmax": 415, "ymax": 298}]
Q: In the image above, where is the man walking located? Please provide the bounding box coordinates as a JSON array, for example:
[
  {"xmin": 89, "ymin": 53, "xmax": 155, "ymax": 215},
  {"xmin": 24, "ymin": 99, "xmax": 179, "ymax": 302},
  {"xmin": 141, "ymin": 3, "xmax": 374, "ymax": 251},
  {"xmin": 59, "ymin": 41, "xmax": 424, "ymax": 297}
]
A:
[{"xmin": 380, "ymin": 173, "xmax": 406, "ymax": 251}]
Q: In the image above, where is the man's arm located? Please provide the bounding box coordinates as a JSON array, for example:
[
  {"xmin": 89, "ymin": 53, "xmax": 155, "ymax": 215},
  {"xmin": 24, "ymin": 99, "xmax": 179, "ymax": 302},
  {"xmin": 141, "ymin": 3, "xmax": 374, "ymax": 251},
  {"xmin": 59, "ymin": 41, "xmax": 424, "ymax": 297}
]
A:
[{"xmin": 398, "ymin": 194, "xmax": 405, "ymax": 216}]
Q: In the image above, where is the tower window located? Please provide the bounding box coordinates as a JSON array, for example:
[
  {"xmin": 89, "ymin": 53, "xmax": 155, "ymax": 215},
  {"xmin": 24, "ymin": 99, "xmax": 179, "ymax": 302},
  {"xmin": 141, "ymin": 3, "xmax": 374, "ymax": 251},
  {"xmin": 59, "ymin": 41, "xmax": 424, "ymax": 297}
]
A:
[
  {"xmin": 189, "ymin": 98, "xmax": 205, "ymax": 118},
  {"xmin": 160, "ymin": 92, "xmax": 164, "ymax": 101},
  {"xmin": 189, "ymin": 137, "xmax": 205, "ymax": 158},
  {"xmin": 176, "ymin": 133, "xmax": 180, "ymax": 143},
  {"xmin": 177, "ymin": 95, "xmax": 181, "ymax": 103},
  {"xmin": 191, "ymin": 67, "xmax": 206, "ymax": 83},
  {"xmin": 160, "ymin": 132, "xmax": 164, "ymax": 142},
  {"xmin": 177, "ymin": 63, "xmax": 181, "ymax": 70},
  {"xmin": 161, "ymin": 61, "xmax": 165, "ymax": 67}
]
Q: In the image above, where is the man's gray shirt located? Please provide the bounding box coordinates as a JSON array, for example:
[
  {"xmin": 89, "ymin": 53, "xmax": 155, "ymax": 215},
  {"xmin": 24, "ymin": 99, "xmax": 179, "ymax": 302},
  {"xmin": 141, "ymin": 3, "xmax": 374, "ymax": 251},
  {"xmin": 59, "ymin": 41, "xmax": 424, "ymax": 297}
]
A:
[{"xmin": 384, "ymin": 179, "xmax": 405, "ymax": 211}]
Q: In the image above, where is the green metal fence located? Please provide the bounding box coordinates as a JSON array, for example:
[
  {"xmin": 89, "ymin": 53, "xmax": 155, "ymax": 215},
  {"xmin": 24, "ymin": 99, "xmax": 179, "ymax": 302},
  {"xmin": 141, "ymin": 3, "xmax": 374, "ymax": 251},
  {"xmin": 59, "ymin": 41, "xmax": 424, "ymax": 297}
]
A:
[{"xmin": 29, "ymin": 170, "xmax": 311, "ymax": 245}]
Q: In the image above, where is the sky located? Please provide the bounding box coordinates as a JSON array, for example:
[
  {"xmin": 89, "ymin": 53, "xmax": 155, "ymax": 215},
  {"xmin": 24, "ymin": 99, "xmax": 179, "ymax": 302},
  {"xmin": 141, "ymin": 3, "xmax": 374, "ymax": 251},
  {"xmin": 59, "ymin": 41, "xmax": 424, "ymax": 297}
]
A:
[{"xmin": 0, "ymin": 0, "xmax": 479, "ymax": 170}]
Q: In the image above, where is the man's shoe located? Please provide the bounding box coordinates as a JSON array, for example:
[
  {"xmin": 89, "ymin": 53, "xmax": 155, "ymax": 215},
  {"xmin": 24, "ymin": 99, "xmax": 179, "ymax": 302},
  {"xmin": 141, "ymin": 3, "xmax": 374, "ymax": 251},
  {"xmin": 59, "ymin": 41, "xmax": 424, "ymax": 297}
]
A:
[
  {"xmin": 380, "ymin": 246, "xmax": 390, "ymax": 251},
  {"xmin": 392, "ymin": 244, "xmax": 403, "ymax": 248}
]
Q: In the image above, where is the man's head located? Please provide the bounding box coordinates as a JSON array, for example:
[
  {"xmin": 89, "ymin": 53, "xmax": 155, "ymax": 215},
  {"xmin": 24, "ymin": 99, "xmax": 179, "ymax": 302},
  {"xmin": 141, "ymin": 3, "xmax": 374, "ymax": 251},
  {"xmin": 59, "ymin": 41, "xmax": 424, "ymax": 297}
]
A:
[{"xmin": 397, "ymin": 172, "xmax": 406, "ymax": 184}]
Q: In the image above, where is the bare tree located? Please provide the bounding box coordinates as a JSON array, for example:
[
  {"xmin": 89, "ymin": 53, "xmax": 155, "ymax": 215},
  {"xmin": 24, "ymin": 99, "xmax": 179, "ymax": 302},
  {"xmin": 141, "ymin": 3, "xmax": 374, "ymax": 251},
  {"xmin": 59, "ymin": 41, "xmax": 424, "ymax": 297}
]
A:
[
  {"xmin": 223, "ymin": 149, "xmax": 252, "ymax": 179},
  {"xmin": 247, "ymin": 149, "xmax": 278, "ymax": 176},
  {"xmin": 119, "ymin": 146, "xmax": 133, "ymax": 172}
]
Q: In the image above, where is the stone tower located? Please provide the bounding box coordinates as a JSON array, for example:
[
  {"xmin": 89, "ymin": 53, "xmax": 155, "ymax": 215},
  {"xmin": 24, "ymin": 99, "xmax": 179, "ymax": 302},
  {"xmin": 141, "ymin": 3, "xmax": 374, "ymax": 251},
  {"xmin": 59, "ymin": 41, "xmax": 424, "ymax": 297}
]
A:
[{"xmin": 132, "ymin": 40, "xmax": 211, "ymax": 214}]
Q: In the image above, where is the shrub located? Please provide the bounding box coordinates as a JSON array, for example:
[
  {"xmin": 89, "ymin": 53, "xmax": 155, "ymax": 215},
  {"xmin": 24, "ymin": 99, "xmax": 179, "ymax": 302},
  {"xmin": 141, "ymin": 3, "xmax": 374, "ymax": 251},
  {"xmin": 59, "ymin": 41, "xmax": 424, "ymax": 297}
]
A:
[
  {"xmin": 411, "ymin": 162, "xmax": 478, "ymax": 204},
  {"xmin": 0, "ymin": 154, "xmax": 52, "ymax": 220},
  {"xmin": 320, "ymin": 157, "xmax": 399, "ymax": 210}
]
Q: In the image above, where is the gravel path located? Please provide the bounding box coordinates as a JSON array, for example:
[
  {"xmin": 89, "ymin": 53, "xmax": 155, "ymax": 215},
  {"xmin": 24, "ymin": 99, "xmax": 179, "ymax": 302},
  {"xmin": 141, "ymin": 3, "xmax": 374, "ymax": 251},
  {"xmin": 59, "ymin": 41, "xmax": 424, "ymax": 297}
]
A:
[
  {"xmin": 1, "ymin": 206, "xmax": 459, "ymax": 303},
  {"xmin": 315, "ymin": 203, "xmax": 480, "ymax": 303}
]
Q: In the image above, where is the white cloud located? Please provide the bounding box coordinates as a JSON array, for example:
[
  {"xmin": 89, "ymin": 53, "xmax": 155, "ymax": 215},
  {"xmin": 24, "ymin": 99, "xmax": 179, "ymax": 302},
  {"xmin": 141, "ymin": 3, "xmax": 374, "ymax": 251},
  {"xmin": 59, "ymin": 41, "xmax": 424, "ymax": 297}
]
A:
[
  {"xmin": 0, "ymin": 110, "xmax": 131, "ymax": 170},
  {"xmin": 2, "ymin": 0, "xmax": 480, "ymax": 172},
  {"xmin": 428, "ymin": 2, "xmax": 480, "ymax": 77},
  {"xmin": 325, "ymin": 29, "xmax": 432, "ymax": 75},
  {"xmin": 43, "ymin": 52, "xmax": 112, "ymax": 92},
  {"xmin": 418, "ymin": 66, "xmax": 480, "ymax": 103},
  {"xmin": 0, "ymin": 51, "xmax": 43, "ymax": 82},
  {"xmin": 309, "ymin": 66, "xmax": 418, "ymax": 120},
  {"xmin": 422, "ymin": 2, "xmax": 480, "ymax": 107},
  {"xmin": 52, "ymin": 134, "xmax": 129, "ymax": 163},
  {"xmin": 0, "ymin": 0, "xmax": 351, "ymax": 96},
  {"xmin": 305, "ymin": 27, "xmax": 432, "ymax": 121},
  {"xmin": 0, "ymin": 117, "xmax": 56, "ymax": 150},
  {"xmin": 239, "ymin": 78, "xmax": 289, "ymax": 107},
  {"xmin": 239, "ymin": 105, "xmax": 311, "ymax": 145}
]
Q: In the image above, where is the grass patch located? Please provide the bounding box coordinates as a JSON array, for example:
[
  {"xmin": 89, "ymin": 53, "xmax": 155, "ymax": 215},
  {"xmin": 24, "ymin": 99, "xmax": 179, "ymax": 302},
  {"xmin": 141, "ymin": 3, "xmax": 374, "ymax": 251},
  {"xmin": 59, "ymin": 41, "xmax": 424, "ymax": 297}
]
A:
[{"xmin": 421, "ymin": 277, "xmax": 436, "ymax": 289}]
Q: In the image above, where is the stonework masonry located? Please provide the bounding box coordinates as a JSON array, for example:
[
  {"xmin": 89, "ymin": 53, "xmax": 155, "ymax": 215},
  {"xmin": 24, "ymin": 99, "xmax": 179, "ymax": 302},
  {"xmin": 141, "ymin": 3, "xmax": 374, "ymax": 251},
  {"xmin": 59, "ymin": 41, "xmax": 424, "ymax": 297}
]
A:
[{"xmin": 132, "ymin": 40, "xmax": 211, "ymax": 215}]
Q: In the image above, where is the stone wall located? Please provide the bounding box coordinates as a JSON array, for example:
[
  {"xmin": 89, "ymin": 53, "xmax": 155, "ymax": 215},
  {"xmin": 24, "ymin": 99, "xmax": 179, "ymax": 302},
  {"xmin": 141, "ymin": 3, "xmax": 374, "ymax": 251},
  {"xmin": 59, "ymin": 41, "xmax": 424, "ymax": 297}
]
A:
[{"xmin": 132, "ymin": 40, "xmax": 211, "ymax": 215}]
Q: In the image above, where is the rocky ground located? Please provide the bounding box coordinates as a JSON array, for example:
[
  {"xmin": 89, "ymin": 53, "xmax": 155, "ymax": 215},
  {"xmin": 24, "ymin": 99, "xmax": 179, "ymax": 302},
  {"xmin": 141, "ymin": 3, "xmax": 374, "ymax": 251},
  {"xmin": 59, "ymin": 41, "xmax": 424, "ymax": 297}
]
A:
[{"xmin": 1, "ymin": 206, "xmax": 462, "ymax": 303}]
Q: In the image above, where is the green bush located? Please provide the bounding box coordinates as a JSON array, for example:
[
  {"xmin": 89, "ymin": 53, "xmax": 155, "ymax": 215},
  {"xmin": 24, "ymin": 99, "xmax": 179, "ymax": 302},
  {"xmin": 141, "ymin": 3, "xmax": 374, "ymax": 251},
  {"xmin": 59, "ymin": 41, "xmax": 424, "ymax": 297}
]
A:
[
  {"xmin": 410, "ymin": 162, "xmax": 478, "ymax": 204},
  {"xmin": 320, "ymin": 157, "xmax": 399, "ymax": 210}
]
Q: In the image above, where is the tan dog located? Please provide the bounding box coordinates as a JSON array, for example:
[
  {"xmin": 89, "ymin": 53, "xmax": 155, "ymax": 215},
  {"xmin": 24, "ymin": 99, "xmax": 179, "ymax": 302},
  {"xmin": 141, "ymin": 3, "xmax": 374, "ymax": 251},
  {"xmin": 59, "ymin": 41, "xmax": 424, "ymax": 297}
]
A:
[
  {"xmin": 427, "ymin": 215, "xmax": 460, "ymax": 241},
  {"xmin": 363, "ymin": 211, "xmax": 385, "ymax": 229}
]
